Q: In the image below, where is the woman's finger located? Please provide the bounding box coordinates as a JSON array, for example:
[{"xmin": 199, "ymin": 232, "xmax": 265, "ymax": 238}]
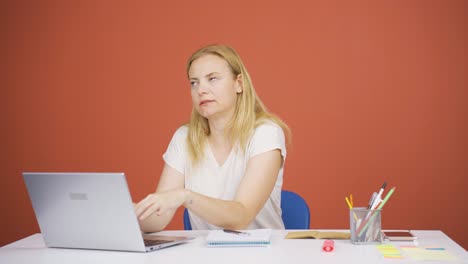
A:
[
  {"xmin": 135, "ymin": 194, "xmax": 155, "ymax": 217},
  {"xmin": 139, "ymin": 203, "xmax": 160, "ymax": 220}
]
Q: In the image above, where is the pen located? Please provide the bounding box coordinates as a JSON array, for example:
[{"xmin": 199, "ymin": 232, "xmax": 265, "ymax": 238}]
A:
[
  {"xmin": 377, "ymin": 182, "xmax": 387, "ymax": 198},
  {"xmin": 376, "ymin": 186, "xmax": 395, "ymax": 211},
  {"xmin": 223, "ymin": 229, "xmax": 250, "ymax": 236},
  {"xmin": 357, "ymin": 187, "xmax": 396, "ymax": 237},
  {"xmin": 370, "ymin": 182, "xmax": 387, "ymax": 209},
  {"xmin": 367, "ymin": 192, "xmax": 377, "ymax": 209}
]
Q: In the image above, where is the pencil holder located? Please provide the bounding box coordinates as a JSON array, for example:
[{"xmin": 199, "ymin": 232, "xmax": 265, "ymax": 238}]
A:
[{"xmin": 350, "ymin": 207, "xmax": 383, "ymax": 245}]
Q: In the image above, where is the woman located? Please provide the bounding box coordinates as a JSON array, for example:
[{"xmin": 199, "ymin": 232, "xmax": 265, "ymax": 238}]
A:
[{"xmin": 135, "ymin": 44, "xmax": 290, "ymax": 232}]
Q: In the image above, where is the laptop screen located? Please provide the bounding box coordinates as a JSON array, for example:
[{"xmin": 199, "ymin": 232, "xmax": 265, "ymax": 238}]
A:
[{"xmin": 23, "ymin": 172, "xmax": 192, "ymax": 252}]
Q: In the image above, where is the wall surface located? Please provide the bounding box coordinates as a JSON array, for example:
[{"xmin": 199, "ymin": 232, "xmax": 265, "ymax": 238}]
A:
[{"xmin": 1, "ymin": 0, "xmax": 467, "ymax": 249}]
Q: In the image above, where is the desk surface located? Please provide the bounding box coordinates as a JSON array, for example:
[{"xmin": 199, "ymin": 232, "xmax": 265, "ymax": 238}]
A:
[{"xmin": 1, "ymin": 230, "xmax": 467, "ymax": 264}]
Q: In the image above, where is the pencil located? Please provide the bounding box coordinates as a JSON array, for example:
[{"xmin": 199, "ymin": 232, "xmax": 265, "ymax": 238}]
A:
[
  {"xmin": 357, "ymin": 187, "xmax": 396, "ymax": 237},
  {"xmin": 345, "ymin": 197, "xmax": 358, "ymax": 221}
]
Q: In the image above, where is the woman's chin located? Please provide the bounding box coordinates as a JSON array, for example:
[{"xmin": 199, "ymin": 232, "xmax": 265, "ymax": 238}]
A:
[{"xmin": 197, "ymin": 110, "xmax": 213, "ymax": 119}]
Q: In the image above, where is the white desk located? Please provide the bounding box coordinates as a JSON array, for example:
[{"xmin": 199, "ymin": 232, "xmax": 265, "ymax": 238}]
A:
[{"xmin": 1, "ymin": 230, "xmax": 467, "ymax": 264}]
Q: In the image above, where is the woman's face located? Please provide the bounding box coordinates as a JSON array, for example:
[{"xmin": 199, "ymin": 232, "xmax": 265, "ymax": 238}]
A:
[{"xmin": 188, "ymin": 54, "xmax": 242, "ymax": 121}]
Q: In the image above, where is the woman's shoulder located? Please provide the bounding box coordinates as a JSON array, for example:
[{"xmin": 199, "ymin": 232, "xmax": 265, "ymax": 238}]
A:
[
  {"xmin": 246, "ymin": 119, "xmax": 287, "ymax": 156},
  {"xmin": 250, "ymin": 120, "xmax": 286, "ymax": 145},
  {"xmin": 254, "ymin": 120, "xmax": 284, "ymax": 135},
  {"xmin": 171, "ymin": 125, "xmax": 189, "ymax": 141},
  {"xmin": 174, "ymin": 125, "xmax": 189, "ymax": 135}
]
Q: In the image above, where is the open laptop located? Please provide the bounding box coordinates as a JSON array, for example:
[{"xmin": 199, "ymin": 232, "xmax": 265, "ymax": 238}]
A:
[{"xmin": 22, "ymin": 172, "xmax": 193, "ymax": 252}]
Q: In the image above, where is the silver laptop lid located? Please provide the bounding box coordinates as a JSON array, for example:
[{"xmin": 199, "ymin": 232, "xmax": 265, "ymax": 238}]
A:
[{"xmin": 23, "ymin": 172, "xmax": 149, "ymax": 252}]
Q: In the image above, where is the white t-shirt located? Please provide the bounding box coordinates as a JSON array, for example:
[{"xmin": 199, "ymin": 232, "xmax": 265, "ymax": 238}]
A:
[{"xmin": 162, "ymin": 121, "xmax": 287, "ymax": 230}]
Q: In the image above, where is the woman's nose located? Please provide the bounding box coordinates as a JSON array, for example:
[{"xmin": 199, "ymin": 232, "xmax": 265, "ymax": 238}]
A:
[{"xmin": 196, "ymin": 81, "xmax": 209, "ymax": 94}]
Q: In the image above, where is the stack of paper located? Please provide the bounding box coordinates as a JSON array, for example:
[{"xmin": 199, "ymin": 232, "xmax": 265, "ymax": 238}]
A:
[
  {"xmin": 375, "ymin": 244, "xmax": 403, "ymax": 259},
  {"xmin": 206, "ymin": 229, "xmax": 272, "ymax": 247},
  {"xmin": 400, "ymin": 246, "xmax": 458, "ymax": 261}
]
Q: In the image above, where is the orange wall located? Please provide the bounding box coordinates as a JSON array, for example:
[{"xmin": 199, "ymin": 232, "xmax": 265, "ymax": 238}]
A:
[{"xmin": 2, "ymin": 1, "xmax": 467, "ymax": 249}]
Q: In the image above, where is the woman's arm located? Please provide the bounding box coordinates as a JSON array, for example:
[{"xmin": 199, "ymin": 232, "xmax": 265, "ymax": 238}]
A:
[
  {"xmin": 135, "ymin": 164, "xmax": 185, "ymax": 232},
  {"xmin": 185, "ymin": 149, "xmax": 282, "ymax": 229},
  {"xmin": 136, "ymin": 147, "xmax": 282, "ymax": 231},
  {"xmin": 137, "ymin": 148, "xmax": 282, "ymax": 230}
]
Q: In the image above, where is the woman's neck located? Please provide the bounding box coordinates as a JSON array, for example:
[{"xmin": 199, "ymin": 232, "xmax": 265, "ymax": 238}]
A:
[
  {"xmin": 208, "ymin": 116, "xmax": 231, "ymax": 148},
  {"xmin": 207, "ymin": 118, "xmax": 234, "ymax": 166}
]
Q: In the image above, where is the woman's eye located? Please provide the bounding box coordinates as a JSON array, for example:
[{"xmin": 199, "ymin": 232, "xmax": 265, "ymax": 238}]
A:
[
  {"xmin": 190, "ymin": 81, "xmax": 198, "ymax": 87},
  {"xmin": 209, "ymin": 77, "xmax": 217, "ymax": 81}
]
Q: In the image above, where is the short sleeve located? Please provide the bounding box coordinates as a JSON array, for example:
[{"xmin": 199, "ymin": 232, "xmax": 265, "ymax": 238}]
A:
[
  {"xmin": 162, "ymin": 126, "xmax": 188, "ymax": 174},
  {"xmin": 248, "ymin": 122, "xmax": 287, "ymax": 163}
]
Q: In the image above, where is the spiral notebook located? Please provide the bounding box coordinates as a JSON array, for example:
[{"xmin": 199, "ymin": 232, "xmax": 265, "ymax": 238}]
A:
[{"xmin": 206, "ymin": 229, "xmax": 272, "ymax": 247}]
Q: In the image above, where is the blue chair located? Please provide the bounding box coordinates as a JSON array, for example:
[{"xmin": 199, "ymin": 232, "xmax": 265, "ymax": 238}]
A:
[
  {"xmin": 183, "ymin": 207, "xmax": 192, "ymax": 230},
  {"xmin": 280, "ymin": 190, "xmax": 310, "ymax": 229},
  {"xmin": 183, "ymin": 190, "xmax": 310, "ymax": 230}
]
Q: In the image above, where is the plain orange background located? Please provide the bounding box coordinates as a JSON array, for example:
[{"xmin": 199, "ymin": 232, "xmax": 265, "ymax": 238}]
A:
[{"xmin": 1, "ymin": 0, "xmax": 467, "ymax": 249}]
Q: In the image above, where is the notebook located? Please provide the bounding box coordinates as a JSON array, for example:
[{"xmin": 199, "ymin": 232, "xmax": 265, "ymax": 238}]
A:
[
  {"xmin": 206, "ymin": 229, "xmax": 272, "ymax": 247},
  {"xmin": 285, "ymin": 230, "xmax": 351, "ymax": 239},
  {"xmin": 382, "ymin": 230, "xmax": 418, "ymax": 241},
  {"xmin": 22, "ymin": 172, "xmax": 193, "ymax": 252}
]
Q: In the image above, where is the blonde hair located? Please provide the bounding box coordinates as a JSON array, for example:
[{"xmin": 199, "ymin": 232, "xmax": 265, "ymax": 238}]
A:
[{"xmin": 186, "ymin": 44, "xmax": 291, "ymax": 164}]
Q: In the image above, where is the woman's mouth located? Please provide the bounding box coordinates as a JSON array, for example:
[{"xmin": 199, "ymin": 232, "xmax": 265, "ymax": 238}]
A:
[{"xmin": 200, "ymin": 100, "xmax": 214, "ymax": 106}]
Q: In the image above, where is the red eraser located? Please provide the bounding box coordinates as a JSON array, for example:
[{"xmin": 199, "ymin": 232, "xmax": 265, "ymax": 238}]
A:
[{"xmin": 322, "ymin": 240, "xmax": 334, "ymax": 252}]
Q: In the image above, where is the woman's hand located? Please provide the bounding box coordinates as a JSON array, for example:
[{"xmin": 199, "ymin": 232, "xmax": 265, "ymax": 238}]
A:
[{"xmin": 135, "ymin": 189, "xmax": 188, "ymax": 220}]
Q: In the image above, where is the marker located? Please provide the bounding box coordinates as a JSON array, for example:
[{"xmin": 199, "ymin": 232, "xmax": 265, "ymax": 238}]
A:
[{"xmin": 322, "ymin": 240, "xmax": 334, "ymax": 252}]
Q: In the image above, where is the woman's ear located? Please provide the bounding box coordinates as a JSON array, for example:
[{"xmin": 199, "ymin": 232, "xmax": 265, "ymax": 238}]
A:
[{"xmin": 236, "ymin": 74, "xmax": 243, "ymax": 93}]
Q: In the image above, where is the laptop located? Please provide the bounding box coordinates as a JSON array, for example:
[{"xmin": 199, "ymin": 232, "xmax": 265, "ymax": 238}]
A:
[{"xmin": 22, "ymin": 172, "xmax": 193, "ymax": 252}]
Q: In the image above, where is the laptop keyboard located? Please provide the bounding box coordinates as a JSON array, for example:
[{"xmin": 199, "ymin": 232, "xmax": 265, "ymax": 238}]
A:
[{"xmin": 144, "ymin": 239, "xmax": 171, "ymax": 246}]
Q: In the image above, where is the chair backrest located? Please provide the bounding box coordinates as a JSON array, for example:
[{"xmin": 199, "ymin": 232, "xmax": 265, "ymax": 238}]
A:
[
  {"xmin": 183, "ymin": 190, "xmax": 310, "ymax": 230},
  {"xmin": 280, "ymin": 190, "xmax": 310, "ymax": 229},
  {"xmin": 183, "ymin": 207, "xmax": 192, "ymax": 230}
]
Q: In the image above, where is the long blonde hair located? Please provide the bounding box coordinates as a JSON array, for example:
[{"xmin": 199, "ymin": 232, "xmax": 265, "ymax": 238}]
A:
[{"xmin": 186, "ymin": 44, "xmax": 291, "ymax": 164}]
